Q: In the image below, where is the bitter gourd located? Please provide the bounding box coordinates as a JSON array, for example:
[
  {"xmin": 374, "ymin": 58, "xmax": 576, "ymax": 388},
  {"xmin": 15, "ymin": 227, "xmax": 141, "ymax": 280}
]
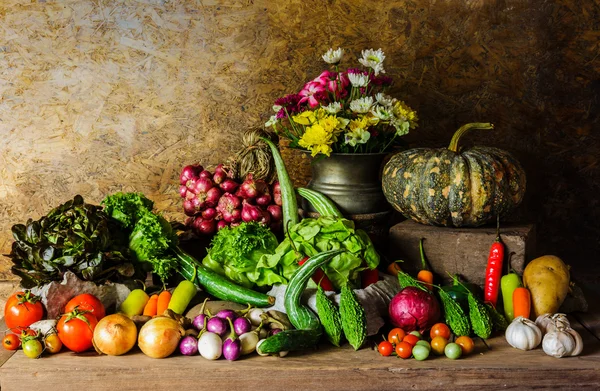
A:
[
  {"xmin": 437, "ymin": 288, "xmax": 471, "ymax": 337},
  {"xmin": 339, "ymin": 283, "xmax": 367, "ymax": 350},
  {"xmin": 468, "ymin": 293, "xmax": 493, "ymax": 339},
  {"xmin": 397, "ymin": 271, "xmax": 428, "ymax": 291},
  {"xmin": 316, "ymin": 285, "xmax": 343, "ymax": 346},
  {"xmin": 485, "ymin": 302, "xmax": 509, "ymax": 332}
]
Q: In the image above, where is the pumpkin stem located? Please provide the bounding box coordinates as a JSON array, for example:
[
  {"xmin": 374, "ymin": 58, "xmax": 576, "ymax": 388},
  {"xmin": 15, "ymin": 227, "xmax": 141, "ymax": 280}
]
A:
[{"xmin": 448, "ymin": 123, "xmax": 495, "ymax": 152}]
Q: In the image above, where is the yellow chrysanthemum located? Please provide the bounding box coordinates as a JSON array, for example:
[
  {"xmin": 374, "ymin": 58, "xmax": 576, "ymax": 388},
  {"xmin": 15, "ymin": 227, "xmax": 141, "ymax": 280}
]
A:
[
  {"xmin": 298, "ymin": 123, "xmax": 334, "ymax": 157},
  {"xmin": 393, "ymin": 101, "xmax": 419, "ymax": 128},
  {"xmin": 348, "ymin": 116, "xmax": 370, "ymax": 132},
  {"xmin": 292, "ymin": 110, "xmax": 317, "ymax": 125}
]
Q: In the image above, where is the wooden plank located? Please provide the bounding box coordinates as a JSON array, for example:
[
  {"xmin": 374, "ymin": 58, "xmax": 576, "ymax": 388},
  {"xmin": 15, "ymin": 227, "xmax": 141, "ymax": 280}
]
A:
[
  {"xmin": 572, "ymin": 284, "xmax": 600, "ymax": 340},
  {"xmin": 0, "ymin": 319, "xmax": 15, "ymax": 368},
  {"xmin": 1, "ymin": 325, "xmax": 599, "ymax": 391}
]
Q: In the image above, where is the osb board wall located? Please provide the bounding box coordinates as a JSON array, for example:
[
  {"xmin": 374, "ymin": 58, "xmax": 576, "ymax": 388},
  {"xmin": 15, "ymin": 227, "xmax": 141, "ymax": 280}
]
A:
[{"xmin": 0, "ymin": 0, "xmax": 598, "ymax": 289}]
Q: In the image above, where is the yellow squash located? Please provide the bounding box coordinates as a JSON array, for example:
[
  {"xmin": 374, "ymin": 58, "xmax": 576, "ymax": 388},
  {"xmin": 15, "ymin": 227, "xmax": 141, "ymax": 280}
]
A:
[{"xmin": 523, "ymin": 255, "xmax": 570, "ymax": 317}]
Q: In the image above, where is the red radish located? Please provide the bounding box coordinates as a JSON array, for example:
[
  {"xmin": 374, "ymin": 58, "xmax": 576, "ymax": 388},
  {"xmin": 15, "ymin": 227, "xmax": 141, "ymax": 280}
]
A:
[
  {"xmin": 267, "ymin": 204, "xmax": 282, "ymax": 222},
  {"xmin": 193, "ymin": 218, "xmax": 216, "ymax": 235},
  {"xmin": 205, "ymin": 187, "xmax": 222, "ymax": 207},
  {"xmin": 217, "ymin": 220, "xmax": 228, "ymax": 231},
  {"xmin": 256, "ymin": 194, "xmax": 272, "ymax": 206},
  {"xmin": 179, "ymin": 185, "xmax": 188, "ymax": 198},
  {"xmin": 202, "ymin": 207, "xmax": 217, "ymax": 220},
  {"xmin": 272, "ymin": 181, "xmax": 282, "ymax": 206},
  {"xmin": 199, "ymin": 170, "xmax": 213, "ymax": 180},
  {"xmin": 220, "ymin": 179, "xmax": 239, "ymax": 193},
  {"xmin": 180, "ymin": 164, "xmax": 203, "ymax": 185}
]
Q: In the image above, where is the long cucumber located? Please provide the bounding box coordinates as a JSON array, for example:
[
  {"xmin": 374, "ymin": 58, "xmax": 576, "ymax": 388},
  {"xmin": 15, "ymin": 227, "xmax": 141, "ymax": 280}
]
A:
[
  {"xmin": 284, "ymin": 249, "xmax": 344, "ymax": 330},
  {"xmin": 174, "ymin": 247, "xmax": 275, "ymax": 307},
  {"xmin": 256, "ymin": 329, "xmax": 322, "ymax": 355},
  {"xmin": 297, "ymin": 187, "xmax": 343, "ymax": 217},
  {"xmin": 261, "ymin": 137, "xmax": 299, "ymax": 233}
]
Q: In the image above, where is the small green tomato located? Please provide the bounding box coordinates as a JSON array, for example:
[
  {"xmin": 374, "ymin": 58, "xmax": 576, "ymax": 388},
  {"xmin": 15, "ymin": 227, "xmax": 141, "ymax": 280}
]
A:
[
  {"xmin": 409, "ymin": 330, "xmax": 422, "ymax": 339},
  {"xmin": 412, "ymin": 344, "xmax": 430, "ymax": 361},
  {"xmin": 415, "ymin": 340, "xmax": 431, "ymax": 351},
  {"xmin": 22, "ymin": 339, "xmax": 43, "ymax": 359},
  {"xmin": 444, "ymin": 342, "xmax": 462, "ymax": 360}
]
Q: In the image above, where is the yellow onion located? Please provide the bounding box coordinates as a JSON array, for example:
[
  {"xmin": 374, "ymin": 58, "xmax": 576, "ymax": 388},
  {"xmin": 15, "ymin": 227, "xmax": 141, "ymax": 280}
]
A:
[
  {"xmin": 138, "ymin": 316, "xmax": 184, "ymax": 358},
  {"xmin": 93, "ymin": 314, "xmax": 138, "ymax": 356}
]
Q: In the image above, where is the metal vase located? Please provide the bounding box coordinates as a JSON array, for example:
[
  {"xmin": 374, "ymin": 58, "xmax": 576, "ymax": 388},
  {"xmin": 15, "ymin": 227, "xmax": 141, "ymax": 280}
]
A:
[{"xmin": 306, "ymin": 153, "xmax": 389, "ymax": 215}]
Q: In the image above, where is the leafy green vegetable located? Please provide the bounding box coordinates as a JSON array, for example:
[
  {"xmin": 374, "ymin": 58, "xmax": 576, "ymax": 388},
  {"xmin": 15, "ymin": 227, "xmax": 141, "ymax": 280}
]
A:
[
  {"xmin": 102, "ymin": 192, "xmax": 178, "ymax": 283},
  {"xmin": 8, "ymin": 195, "xmax": 138, "ymax": 288},
  {"xmin": 202, "ymin": 222, "xmax": 280, "ymax": 288},
  {"xmin": 264, "ymin": 216, "xmax": 380, "ymax": 289}
]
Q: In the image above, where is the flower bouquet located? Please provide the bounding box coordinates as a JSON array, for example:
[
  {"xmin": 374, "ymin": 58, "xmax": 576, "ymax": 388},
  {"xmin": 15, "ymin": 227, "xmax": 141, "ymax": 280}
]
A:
[{"xmin": 265, "ymin": 48, "xmax": 418, "ymax": 157}]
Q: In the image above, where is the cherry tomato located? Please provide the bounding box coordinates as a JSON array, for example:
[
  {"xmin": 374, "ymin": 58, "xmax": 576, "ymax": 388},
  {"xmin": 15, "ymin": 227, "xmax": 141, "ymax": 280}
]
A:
[
  {"xmin": 64, "ymin": 293, "xmax": 105, "ymax": 320},
  {"xmin": 377, "ymin": 341, "xmax": 394, "ymax": 357},
  {"xmin": 455, "ymin": 336, "xmax": 475, "ymax": 355},
  {"xmin": 44, "ymin": 333, "xmax": 63, "ymax": 354},
  {"xmin": 444, "ymin": 342, "xmax": 462, "ymax": 359},
  {"xmin": 22, "ymin": 339, "xmax": 43, "ymax": 359},
  {"xmin": 4, "ymin": 291, "xmax": 44, "ymax": 334},
  {"xmin": 395, "ymin": 341, "xmax": 413, "ymax": 359},
  {"xmin": 2, "ymin": 334, "xmax": 20, "ymax": 351},
  {"xmin": 402, "ymin": 333, "xmax": 420, "ymax": 346},
  {"xmin": 57, "ymin": 310, "xmax": 98, "ymax": 353},
  {"xmin": 430, "ymin": 323, "xmax": 451, "ymax": 340},
  {"xmin": 387, "ymin": 328, "xmax": 406, "ymax": 344},
  {"xmin": 430, "ymin": 336, "xmax": 448, "ymax": 356}
]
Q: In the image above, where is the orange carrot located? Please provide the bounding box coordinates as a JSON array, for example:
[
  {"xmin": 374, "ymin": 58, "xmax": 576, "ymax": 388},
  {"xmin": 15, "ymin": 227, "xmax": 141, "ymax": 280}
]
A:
[
  {"xmin": 387, "ymin": 262, "xmax": 402, "ymax": 277},
  {"xmin": 143, "ymin": 294, "xmax": 159, "ymax": 316},
  {"xmin": 416, "ymin": 238, "xmax": 434, "ymax": 289},
  {"xmin": 512, "ymin": 287, "xmax": 531, "ymax": 319},
  {"xmin": 156, "ymin": 290, "xmax": 172, "ymax": 316}
]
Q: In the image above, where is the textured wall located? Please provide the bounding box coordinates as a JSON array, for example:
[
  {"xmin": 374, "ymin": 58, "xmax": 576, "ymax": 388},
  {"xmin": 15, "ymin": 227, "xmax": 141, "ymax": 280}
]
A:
[{"xmin": 1, "ymin": 0, "xmax": 598, "ymax": 289}]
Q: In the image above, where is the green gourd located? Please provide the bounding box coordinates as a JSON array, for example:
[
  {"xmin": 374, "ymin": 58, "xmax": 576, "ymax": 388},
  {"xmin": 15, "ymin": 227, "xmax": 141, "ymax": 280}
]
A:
[
  {"xmin": 468, "ymin": 293, "xmax": 493, "ymax": 339},
  {"xmin": 315, "ymin": 285, "xmax": 343, "ymax": 346},
  {"xmin": 437, "ymin": 288, "xmax": 471, "ymax": 337},
  {"xmin": 339, "ymin": 284, "xmax": 367, "ymax": 350},
  {"xmin": 382, "ymin": 123, "xmax": 526, "ymax": 227}
]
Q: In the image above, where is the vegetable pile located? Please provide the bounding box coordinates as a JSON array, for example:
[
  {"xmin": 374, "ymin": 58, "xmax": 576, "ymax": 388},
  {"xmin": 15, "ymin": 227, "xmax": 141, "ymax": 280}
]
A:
[{"xmin": 179, "ymin": 163, "xmax": 283, "ymax": 236}]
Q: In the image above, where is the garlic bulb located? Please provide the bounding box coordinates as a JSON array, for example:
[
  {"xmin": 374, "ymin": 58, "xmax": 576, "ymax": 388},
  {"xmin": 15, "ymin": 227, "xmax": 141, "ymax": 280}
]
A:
[
  {"xmin": 505, "ymin": 316, "xmax": 542, "ymax": 351},
  {"xmin": 543, "ymin": 329, "xmax": 576, "ymax": 358},
  {"xmin": 535, "ymin": 313, "xmax": 570, "ymax": 334}
]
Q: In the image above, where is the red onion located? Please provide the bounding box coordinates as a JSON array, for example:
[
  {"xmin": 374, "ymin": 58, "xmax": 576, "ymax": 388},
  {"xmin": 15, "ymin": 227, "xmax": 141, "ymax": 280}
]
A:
[
  {"xmin": 217, "ymin": 193, "xmax": 242, "ymax": 222},
  {"xmin": 205, "ymin": 187, "xmax": 222, "ymax": 207},
  {"xmin": 242, "ymin": 202, "xmax": 264, "ymax": 222},
  {"xmin": 180, "ymin": 164, "xmax": 203, "ymax": 186},
  {"xmin": 202, "ymin": 207, "xmax": 217, "ymax": 220},
  {"xmin": 388, "ymin": 287, "xmax": 441, "ymax": 333},
  {"xmin": 213, "ymin": 164, "xmax": 226, "ymax": 184},
  {"xmin": 228, "ymin": 208, "xmax": 242, "ymax": 223},
  {"xmin": 238, "ymin": 173, "xmax": 258, "ymax": 199},
  {"xmin": 192, "ymin": 218, "xmax": 216, "ymax": 235},
  {"xmin": 230, "ymin": 222, "xmax": 241, "ymax": 228},
  {"xmin": 216, "ymin": 220, "xmax": 228, "ymax": 231},
  {"xmin": 199, "ymin": 170, "xmax": 213, "ymax": 180},
  {"xmin": 179, "ymin": 185, "xmax": 188, "ymax": 198},
  {"xmin": 183, "ymin": 199, "xmax": 197, "ymax": 216},
  {"xmin": 256, "ymin": 193, "xmax": 272, "ymax": 206},
  {"xmin": 272, "ymin": 181, "xmax": 282, "ymax": 206},
  {"xmin": 267, "ymin": 204, "xmax": 282, "ymax": 222},
  {"xmin": 255, "ymin": 178, "xmax": 270, "ymax": 196},
  {"xmin": 219, "ymin": 179, "xmax": 239, "ymax": 193},
  {"xmin": 191, "ymin": 177, "xmax": 213, "ymax": 195}
]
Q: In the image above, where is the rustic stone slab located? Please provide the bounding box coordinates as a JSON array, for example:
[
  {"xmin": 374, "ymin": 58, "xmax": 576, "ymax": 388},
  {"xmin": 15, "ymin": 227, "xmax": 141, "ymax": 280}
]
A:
[{"xmin": 388, "ymin": 220, "xmax": 536, "ymax": 287}]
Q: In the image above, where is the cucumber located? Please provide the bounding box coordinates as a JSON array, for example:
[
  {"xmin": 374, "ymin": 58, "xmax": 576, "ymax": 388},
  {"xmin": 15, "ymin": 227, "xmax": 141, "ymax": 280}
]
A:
[
  {"xmin": 284, "ymin": 249, "xmax": 345, "ymax": 331},
  {"xmin": 174, "ymin": 247, "xmax": 275, "ymax": 307},
  {"xmin": 261, "ymin": 137, "xmax": 299, "ymax": 233},
  {"xmin": 297, "ymin": 187, "xmax": 343, "ymax": 217},
  {"xmin": 256, "ymin": 329, "xmax": 322, "ymax": 355}
]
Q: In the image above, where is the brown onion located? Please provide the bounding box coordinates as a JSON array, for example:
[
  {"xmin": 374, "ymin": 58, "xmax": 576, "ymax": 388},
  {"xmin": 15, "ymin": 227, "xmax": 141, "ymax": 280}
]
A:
[
  {"xmin": 138, "ymin": 317, "xmax": 184, "ymax": 359},
  {"xmin": 93, "ymin": 314, "xmax": 138, "ymax": 356}
]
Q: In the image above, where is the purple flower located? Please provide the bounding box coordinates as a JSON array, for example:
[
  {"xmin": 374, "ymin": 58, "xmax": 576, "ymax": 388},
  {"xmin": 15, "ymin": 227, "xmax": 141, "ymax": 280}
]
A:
[
  {"xmin": 346, "ymin": 68, "xmax": 368, "ymax": 75},
  {"xmin": 274, "ymin": 93, "xmax": 302, "ymax": 114},
  {"xmin": 370, "ymin": 74, "xmax": 394, "ymax": 87}
]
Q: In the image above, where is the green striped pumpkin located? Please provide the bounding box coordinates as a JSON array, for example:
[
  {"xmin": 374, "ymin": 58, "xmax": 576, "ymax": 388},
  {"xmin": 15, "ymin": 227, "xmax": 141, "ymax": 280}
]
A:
[{"xmin": 382, "ymin": 123, "xmax": 526, "ymax": 227}]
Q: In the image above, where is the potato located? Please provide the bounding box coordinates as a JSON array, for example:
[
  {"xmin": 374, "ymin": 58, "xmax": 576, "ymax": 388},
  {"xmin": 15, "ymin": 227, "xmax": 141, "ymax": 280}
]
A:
[{"xmin": 523, "ymin": 255, "xmax": 570, "ymax": 317}]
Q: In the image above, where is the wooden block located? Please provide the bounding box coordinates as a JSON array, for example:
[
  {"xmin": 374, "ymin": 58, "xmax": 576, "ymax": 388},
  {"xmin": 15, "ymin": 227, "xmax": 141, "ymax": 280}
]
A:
[{"xmin": 388, "ymin": 220, "xmax": 536, "ymax": 287}]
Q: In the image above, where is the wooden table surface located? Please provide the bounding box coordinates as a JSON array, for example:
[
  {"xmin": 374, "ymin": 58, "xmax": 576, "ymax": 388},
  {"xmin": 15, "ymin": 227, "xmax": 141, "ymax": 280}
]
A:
[{"xmin": 0, "ymin": 313, "xmax": 599, "ymax": 391}]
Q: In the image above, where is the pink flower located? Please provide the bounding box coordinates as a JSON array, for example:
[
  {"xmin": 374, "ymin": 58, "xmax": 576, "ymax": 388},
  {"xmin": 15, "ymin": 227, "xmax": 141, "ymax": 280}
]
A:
[
  {"xmin": 314, "ymin": 70, "xmax": 349, "ymax": 99},
  {"xmin": 299, "ymin": 81, "xmax": 327, "ymax": 108}
]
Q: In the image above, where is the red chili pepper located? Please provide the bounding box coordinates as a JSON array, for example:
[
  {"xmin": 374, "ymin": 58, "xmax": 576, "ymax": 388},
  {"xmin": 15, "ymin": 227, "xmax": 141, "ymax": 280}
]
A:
[
  {"xmin": 298, "ymin": 256, "xmax": 335, "ymax": 291},
  {"xmin": 361, "ymin": 268, "xmax": 379, "ymax": 288},
  {"xmin": 484, "ymin": 215, "xmax": 505, "ymax": 307}
]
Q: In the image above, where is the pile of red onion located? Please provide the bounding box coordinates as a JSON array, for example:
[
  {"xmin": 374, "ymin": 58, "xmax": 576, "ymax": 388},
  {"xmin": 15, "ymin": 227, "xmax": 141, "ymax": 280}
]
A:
[{"xmin": 179, "ymin": 163, "xmax": 283, "ymax": 236}]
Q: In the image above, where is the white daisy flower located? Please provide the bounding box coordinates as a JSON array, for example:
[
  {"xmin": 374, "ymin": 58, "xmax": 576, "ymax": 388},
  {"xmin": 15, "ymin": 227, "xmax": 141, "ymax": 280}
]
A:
[
  {"xmin": 358, "ymin": 48, "xmax": 386, "ymax": 74},
  {"xmin": 348, "ymin": 72, "xmax": 370, "ymax": 88},
  {"xmin": 323, "ymin": 102, "xmax": 342, "ymax": 114},
  {"xmin": 322, "ymin": 47, "xmax": 344, "ymax": 64},
  {"xmin": 371, "ymin": 105, "xmax": 393, "ymax": 121},
  {"xmin": 272, "ymin": 104, "xmax": 283, "ymax": 113},
  {"xmin": 265, "ymin": 115, "xmax": 278, "ymax": 128},
  {"xmin": 375, "ymin": 93, "xmax": 395, "ymax": 107},
  {"xmin": 349, "ymin": 97, "xmax": 374, "ymax": 114},
  {"xmin": 345, "ymin": 127, "xmax": 371, "ymax": 147}
]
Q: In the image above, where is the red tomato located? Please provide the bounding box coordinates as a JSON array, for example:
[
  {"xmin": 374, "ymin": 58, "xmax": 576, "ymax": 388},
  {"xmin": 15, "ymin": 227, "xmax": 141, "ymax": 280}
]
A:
[
  {"xmin": 430, "ymin": 323, "xmax": 451, "ymax": 340},
  {"xmin": 402, "ymin": 333, "xmax": 420, "ymax": 346},
  {"xmin": 395, "ymin": 341, "xmax": 413, "ymax": 359},
  {"xmin": 2, "ymin": 334, "xmax": 20, "ymax": 351},
  {"xmin": 64, "ymin": 293, "xmax": 105, "ymax": 320},
  {"xmin": 377, "ymin": 341, "xmax": 394, "ymax": 357},
  {"xmin": 56, "ymin": 310, "xmax": 98, "ymax": 353},
  {"xmin": 387, "ymin": 328, "xmax": 406, "ymax": 344},
  {"xmin": 4, "ymin": 291, "xmax": 44, "ymax": 334}
]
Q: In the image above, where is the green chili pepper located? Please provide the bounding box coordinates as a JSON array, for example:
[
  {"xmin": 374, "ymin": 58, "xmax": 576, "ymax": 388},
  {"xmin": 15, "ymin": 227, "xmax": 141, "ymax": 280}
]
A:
[
  {"xmin": 168, "ymin": 267, "xmax": 198, "ymax": 315},
  {"xmin": 441, "ymin": 274, "xmax": 482, "ymax": 312}
]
